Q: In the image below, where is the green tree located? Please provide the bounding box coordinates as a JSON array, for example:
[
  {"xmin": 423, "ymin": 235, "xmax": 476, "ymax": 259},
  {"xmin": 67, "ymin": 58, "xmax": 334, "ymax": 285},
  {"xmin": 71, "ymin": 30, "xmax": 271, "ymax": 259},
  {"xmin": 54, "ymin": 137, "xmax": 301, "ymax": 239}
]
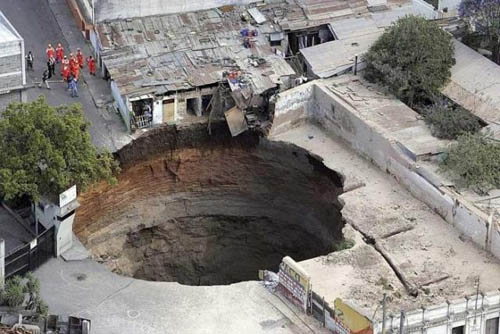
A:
[
  {"xmin": 440, "ymin": 133, "xmax": 500, "ymax": 192},
  {"xmin": 364, "ymin": 15, "xmax": 455, "ymax": 106},
  {"xmin": 0, "ymin": 96, "xmax": 119, "ymax": 201}
]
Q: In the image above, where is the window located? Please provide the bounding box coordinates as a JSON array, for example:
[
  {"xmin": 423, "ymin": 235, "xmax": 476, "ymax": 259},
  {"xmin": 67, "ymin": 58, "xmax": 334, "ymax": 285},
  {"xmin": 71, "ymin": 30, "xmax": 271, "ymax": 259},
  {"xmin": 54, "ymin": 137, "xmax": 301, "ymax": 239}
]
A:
[
  {"xmin": 452, "ymin": 325, "xmax": 464, "ymax": 334},
  {"xmin": 486, "ymin": 317, "xmax": 499, "ymax": 334}
]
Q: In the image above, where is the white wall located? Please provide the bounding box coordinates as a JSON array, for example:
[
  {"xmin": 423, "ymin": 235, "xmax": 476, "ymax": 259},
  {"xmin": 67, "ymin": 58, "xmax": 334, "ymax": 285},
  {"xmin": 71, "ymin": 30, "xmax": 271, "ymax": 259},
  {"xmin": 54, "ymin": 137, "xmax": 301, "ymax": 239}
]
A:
[
  {"xmin": 153, "ymin": 100, "xmax": 163, "ymax": 125},
  {"xmin": 374, "ymin": 293, "xmax": 500, "ymax": 334},
  {"xmin": 111, "ymin": 80, "xmax": 131, "ymax": 132}
]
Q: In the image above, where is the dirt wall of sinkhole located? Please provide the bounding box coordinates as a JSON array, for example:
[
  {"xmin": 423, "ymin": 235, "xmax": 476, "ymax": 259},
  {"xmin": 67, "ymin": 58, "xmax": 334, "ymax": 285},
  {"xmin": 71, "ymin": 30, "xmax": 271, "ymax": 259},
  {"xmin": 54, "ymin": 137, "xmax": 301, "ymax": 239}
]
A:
[{"xmin": 75, "ymin": 123, "xmax": 345, "ymax": 285}]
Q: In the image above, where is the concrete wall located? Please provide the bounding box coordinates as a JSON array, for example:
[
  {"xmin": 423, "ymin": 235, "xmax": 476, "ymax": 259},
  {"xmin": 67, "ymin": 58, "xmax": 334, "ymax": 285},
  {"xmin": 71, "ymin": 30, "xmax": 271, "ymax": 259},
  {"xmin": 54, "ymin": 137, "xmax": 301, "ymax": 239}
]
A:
[
  {"xmin": 0, "ymin": 90, "xmax": 21, "ymax": 113},
  {"xmin": 95, "ymin": 0, "xmax": 259, "ymax": 22},
  {"xmin": 0, "ymin": 39, "xmax": 24, "ymax": 92},
  {"xmin": 111, "ymin": 80, "xmax": 131, "ymax": 132},
  {"xmin": 374, "ymin": 292, "xmax": 500, "ymax": 334},
  {"xmin": 272, "ymin": 80, "xmax": 500, "ymax": 261}
]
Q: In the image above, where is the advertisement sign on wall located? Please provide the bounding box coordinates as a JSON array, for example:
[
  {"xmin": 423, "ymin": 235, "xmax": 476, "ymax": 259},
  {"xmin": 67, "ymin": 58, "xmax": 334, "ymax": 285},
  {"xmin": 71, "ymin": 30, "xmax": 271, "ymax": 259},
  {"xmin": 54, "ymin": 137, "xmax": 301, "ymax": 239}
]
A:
[{"xmin": 277, "ymin": 256, "xmax": 311, "ymax": 312}]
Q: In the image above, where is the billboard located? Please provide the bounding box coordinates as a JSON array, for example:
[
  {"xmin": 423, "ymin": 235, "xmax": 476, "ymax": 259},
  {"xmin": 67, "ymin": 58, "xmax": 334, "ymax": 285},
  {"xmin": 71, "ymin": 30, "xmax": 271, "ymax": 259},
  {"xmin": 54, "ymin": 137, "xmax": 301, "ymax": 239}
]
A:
[{"xmin": 277, "ymin": 256, "xmax": 311, "ymax": 312}]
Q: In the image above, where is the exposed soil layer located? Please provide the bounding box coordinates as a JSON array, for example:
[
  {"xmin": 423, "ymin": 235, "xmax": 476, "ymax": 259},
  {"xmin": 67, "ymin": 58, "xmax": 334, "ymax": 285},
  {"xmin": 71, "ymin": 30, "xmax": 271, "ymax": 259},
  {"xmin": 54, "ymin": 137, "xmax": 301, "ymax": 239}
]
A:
[{"xmin": 76, "ymin": 123, "xmax": 345, "ymax": 285}]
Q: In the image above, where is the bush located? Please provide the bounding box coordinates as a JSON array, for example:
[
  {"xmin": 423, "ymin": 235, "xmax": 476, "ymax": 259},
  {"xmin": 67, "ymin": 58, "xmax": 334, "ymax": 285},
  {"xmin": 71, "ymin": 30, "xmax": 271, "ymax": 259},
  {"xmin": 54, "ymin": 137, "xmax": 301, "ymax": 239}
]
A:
[
  {"xmin": 440, "ymin": 133, "xmax": 500, "ymax": 192},
  {"xmin": 364, "ymin": 16, "xmax": 455, "ymax": 106},
  {"xmin": 423, "ymin": 100, "xmax": 482, "ymax": 139},
  {"xmin": 2, "ymin": 276, "xmax": 25, "ymax": 307}
]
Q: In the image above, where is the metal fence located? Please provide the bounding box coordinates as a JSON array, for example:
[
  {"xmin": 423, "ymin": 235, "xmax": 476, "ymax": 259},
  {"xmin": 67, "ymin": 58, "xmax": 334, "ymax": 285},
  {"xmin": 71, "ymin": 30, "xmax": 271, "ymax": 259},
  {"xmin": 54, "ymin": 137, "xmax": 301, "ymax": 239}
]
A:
[{"xmin": 4, "ymin": 226, "xmax": 55, "ymax": 279}]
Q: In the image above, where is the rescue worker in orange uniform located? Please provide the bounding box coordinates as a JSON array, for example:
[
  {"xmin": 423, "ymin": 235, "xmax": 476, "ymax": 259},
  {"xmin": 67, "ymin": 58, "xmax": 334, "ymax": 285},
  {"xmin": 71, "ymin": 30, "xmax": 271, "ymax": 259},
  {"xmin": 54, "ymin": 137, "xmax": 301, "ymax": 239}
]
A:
[
  {"xmin": 68, "ymin": 53, "xmax": 75, "ymax": 68},
  {"xmin": 61, "ymin": 56, "xmax": 70, "ymax": 81},
  {"xmin": 76, "ymin": 48, "xmax": 84, "ymax": 69},
  {"xmin": 86, "ymin": 55, "xmax": 96, "ymax": 76},
  {"xmin": 55, "ymin": 44, "xmax": 64, "ymax": 63},
  {"xmin": 70, "ymin": 55, "xmax": 80, "ymax": 80},
  {"xmin": 46, "ymin": 44, "xmax": 55, "ymax": 60}
]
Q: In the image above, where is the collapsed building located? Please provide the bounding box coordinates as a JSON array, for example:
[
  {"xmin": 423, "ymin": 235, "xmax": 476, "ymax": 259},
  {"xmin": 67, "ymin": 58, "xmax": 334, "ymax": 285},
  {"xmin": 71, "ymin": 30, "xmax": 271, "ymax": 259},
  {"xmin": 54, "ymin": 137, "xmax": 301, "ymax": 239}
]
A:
[{"xmin": 90, "ymin": 0, "xmax": 440, "ymax": 134}]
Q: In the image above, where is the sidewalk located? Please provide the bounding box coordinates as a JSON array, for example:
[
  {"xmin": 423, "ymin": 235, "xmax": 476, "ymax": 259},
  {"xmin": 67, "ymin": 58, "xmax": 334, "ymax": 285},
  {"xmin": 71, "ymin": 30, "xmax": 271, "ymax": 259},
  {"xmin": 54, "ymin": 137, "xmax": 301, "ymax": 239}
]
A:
[{"xmin": 46, "ymin": 0, "xmax": 133, "ymax": 151}]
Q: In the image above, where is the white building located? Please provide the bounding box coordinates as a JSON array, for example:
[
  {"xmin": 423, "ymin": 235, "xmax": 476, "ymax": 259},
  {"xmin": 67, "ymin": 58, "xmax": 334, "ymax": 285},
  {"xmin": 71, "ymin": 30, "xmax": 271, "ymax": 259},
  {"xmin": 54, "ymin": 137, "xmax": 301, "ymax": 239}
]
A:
[{"xmin": 0, "ymin": 11, "xmax": 25, "ymax": 111}]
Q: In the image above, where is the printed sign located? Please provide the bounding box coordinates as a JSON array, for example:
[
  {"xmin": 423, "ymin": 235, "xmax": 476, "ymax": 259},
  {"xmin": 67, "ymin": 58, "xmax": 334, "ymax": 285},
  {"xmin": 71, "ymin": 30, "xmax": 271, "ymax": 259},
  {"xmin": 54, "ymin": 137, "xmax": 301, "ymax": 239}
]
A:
[
  {"xmin": 59, "ymin": 185, "xmax": 77, "ymax": 207},
  {"xmin": 334, "ymin": 298, "xmax": 373, "ymax": 334},
  {"xmin": 277, "ymin": 256, "xmax": 311, "ymax": 312}
]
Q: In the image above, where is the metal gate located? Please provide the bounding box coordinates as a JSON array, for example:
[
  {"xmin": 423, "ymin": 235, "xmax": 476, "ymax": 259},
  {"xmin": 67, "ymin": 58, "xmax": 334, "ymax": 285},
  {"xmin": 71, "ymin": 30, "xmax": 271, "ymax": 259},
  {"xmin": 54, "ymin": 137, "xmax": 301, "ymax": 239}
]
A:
[{"xmin": 4, "ymin": 226, "xmax": 55, "ymax": 279}]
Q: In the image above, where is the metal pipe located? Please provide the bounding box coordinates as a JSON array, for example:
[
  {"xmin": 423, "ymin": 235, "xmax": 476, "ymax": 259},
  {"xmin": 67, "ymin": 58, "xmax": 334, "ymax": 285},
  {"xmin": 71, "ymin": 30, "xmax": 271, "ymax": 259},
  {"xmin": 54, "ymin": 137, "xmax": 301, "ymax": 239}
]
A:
[
  {"xmin": 354, "ymin": 54, "xmax": 358, "ymax": 75},
  {"xmin": 382, "ymin": 294, "xmax": 387, "ymax": 334}
]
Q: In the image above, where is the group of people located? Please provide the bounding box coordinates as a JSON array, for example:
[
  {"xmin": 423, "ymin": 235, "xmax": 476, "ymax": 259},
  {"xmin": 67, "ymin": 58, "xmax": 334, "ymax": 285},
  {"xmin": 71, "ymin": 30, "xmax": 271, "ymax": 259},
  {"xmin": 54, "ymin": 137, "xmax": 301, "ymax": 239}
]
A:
[{"xmin": 28, "ymin": 43, "xmax": 97, "ymax": 98}]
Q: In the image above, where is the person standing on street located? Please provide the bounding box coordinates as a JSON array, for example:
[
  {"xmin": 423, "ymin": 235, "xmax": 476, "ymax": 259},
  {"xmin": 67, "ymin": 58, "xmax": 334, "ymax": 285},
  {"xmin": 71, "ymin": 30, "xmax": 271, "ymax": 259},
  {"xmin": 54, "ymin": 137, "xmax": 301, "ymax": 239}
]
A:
[
  {"xmin": 87, "ymin": 55, "xmax": 96, "ymax": 75},
  {"xmin": 76, "ymin": 48, "xmax": 84, "ymax": 69},
  {"xmin": 48, "ymin": 57, "xmax": 56, "ymax": 77},
  {"xmin": 55, "ymin": 43, "xmax": 64, "ymax": 63},
  {"xmin": 39, "ymin": 70, "xmax": 50, "ymax": 89},
  {"xmin": 25, "ymin": 51, "xmax": 34, "ymax": 71},
  {"xmin": 46, "ymin": 44, "xmax": 55, "ymax": 60},
  {"xmin": 46, "ymin": 59, "xmax": 52, "ymax": 79},
  {"xmin": 69, "ymin": 77, "xmax": 78, "ymax": 97}
]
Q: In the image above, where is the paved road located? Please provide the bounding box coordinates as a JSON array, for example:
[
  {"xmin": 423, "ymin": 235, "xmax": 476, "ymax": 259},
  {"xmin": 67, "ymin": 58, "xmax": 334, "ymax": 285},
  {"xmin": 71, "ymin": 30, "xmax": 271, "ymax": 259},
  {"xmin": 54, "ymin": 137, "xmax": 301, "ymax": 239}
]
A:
[
  {"xmin": 35, "ymin": 258, "xmax": 327, "ymax": 334},
  {"xmin": 0, "ymin": 0, "xmax": 132, "ymax": 151}
]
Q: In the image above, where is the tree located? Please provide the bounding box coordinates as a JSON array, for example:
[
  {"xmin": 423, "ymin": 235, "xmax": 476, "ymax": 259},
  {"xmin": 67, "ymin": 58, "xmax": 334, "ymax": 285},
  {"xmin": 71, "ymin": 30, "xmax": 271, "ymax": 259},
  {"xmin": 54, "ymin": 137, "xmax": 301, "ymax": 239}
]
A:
[
  {"xmin": 440, "ymin": 133, "xmax": 500, "ymax": 192},
  {"xmin": 459, "ymin": 0, "xmax": 500, "ymax": 64},
  {"xmin": 364, "ymin": 16, "xmax": 455, "ymax": 106},
  {"xmin": 0, "ymin": 96, "xmax": 119, "ymax": 201}
]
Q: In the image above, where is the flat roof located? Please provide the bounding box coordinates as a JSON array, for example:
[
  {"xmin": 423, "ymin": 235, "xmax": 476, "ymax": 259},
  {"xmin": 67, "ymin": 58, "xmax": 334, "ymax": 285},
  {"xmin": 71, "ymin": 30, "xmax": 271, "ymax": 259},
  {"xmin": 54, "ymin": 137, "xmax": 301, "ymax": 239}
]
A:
[
  {"xmin": 301, "ymin": 31, "xmax": 382, "ymax": 78},
  {"xmin": 442, "ymin": 40, "xmax": 500, "ymax": 124},
  {"xmin": 0, "ymin": 11, "xmax": 21, "ymax": 44},
  {"xmin": 272, "ymin": 78, "xmax": 500, "ymax": 319}
]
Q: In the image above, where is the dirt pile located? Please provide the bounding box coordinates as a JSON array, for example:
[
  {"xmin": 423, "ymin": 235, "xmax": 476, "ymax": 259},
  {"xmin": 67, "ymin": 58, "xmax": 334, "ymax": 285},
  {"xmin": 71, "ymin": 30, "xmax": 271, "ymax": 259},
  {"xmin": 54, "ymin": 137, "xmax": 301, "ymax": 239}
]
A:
[{"xmin": 76, "ymin": 123, "xmax": 345, "ymax": 285}]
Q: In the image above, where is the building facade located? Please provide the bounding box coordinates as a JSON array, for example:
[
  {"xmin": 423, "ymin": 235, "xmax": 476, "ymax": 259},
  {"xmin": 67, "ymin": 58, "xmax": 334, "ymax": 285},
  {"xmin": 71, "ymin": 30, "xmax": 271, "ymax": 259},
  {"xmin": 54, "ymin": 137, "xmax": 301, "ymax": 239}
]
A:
[{"xmin": 0, "ymin": 11, "xmax": 25, "ymax": 112}]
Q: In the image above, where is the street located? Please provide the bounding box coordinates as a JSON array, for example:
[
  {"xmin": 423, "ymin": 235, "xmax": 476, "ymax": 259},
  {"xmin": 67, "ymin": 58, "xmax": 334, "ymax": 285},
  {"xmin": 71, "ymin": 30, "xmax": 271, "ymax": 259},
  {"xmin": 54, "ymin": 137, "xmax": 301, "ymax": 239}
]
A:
[{"xmin": 0, "ymin": 0, "xmax": 132, "ymax": 151}]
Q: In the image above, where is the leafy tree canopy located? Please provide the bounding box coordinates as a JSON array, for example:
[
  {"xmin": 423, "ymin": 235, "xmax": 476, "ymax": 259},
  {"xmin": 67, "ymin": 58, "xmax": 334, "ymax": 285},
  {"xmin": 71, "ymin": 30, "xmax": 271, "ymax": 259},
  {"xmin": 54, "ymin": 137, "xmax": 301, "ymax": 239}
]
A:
[
  {"xmin": 440, "ymin": 133, "xmax": 500, "ymax": 193},
  {"xmin": 364, "ymin": 15, "xmax": 455, "ymax": 106},
  {"xmin": 0, "ymin": 96, "xmax": 119, "ymax": 201},
  {"xmin": 459, "ymin": 0, "xmax": 500, "ymax": 64}
]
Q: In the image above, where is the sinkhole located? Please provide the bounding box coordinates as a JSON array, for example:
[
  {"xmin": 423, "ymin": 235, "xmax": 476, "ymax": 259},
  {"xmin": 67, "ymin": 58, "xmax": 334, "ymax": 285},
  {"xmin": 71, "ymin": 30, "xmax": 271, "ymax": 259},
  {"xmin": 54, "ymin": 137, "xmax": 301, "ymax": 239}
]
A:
[{"xmin": 75, "ymin": 123, "xmax": 345, "ymax": 286}]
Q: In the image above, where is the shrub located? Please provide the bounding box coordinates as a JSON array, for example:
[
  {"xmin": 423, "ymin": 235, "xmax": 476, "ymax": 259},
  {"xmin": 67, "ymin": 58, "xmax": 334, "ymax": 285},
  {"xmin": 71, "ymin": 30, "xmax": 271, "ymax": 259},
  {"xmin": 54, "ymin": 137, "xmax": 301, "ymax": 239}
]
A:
[
  {"xmin": 364, "ymin": 16, "xmax": 455, "ymax": 106},
  {"xmin": 423, "ymin": 100, "xmax": 482, "ymax": 139},
  {"xmin": 2, "ymin": 276, "xmax": 25, "ymax": 307},
  {"xmin": 440, "ymin": 133, "xmax": 500, "ymax": 192}
]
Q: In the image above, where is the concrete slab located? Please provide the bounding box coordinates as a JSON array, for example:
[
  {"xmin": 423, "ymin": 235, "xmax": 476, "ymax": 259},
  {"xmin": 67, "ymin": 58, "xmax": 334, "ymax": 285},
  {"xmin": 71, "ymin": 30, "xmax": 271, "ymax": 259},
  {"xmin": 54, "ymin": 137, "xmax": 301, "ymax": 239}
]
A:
[
  {"xmin": 35, "ymin": 258, "xmax": 327, "ymax": 334},
  {"xmin": 61, "ymin": 234, "xmax": 90, "ymax": 261}
]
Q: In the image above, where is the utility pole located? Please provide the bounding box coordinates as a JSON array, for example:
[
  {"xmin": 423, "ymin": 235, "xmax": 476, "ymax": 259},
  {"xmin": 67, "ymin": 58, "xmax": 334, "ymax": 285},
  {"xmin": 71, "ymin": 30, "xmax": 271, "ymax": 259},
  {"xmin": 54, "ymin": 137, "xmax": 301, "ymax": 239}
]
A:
[
  {"xmin": 399, "ymin": 311, "xmax": 405, "ymax": 334},
  {"xmin": 382, "ymin": 293, "xmax": 387, "ymax": 334}
]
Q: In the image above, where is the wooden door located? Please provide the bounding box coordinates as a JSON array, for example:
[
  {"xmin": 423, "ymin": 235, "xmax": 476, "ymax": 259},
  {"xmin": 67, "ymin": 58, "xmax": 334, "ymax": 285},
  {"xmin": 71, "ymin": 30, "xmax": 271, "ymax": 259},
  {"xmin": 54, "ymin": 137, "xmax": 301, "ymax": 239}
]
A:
[{"xmin": 163, "ymin": 99, "xmax": 175, "ymax": 123}]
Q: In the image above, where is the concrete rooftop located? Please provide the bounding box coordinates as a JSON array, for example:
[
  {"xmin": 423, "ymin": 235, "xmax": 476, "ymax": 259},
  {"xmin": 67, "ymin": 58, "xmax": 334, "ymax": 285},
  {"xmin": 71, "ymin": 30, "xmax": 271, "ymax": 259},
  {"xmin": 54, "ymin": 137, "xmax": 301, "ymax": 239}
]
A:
[{"xmin": 269, "ymin": 77, "xmax": 500, "ymax": 319}]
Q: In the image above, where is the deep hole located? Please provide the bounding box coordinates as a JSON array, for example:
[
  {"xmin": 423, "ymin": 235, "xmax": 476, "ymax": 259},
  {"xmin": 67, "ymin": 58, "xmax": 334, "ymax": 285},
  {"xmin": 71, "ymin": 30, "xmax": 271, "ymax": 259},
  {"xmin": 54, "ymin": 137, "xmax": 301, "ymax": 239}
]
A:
[{"xmin": 76, "ymin": 123, "xmax": 346, "ymax": 286}]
